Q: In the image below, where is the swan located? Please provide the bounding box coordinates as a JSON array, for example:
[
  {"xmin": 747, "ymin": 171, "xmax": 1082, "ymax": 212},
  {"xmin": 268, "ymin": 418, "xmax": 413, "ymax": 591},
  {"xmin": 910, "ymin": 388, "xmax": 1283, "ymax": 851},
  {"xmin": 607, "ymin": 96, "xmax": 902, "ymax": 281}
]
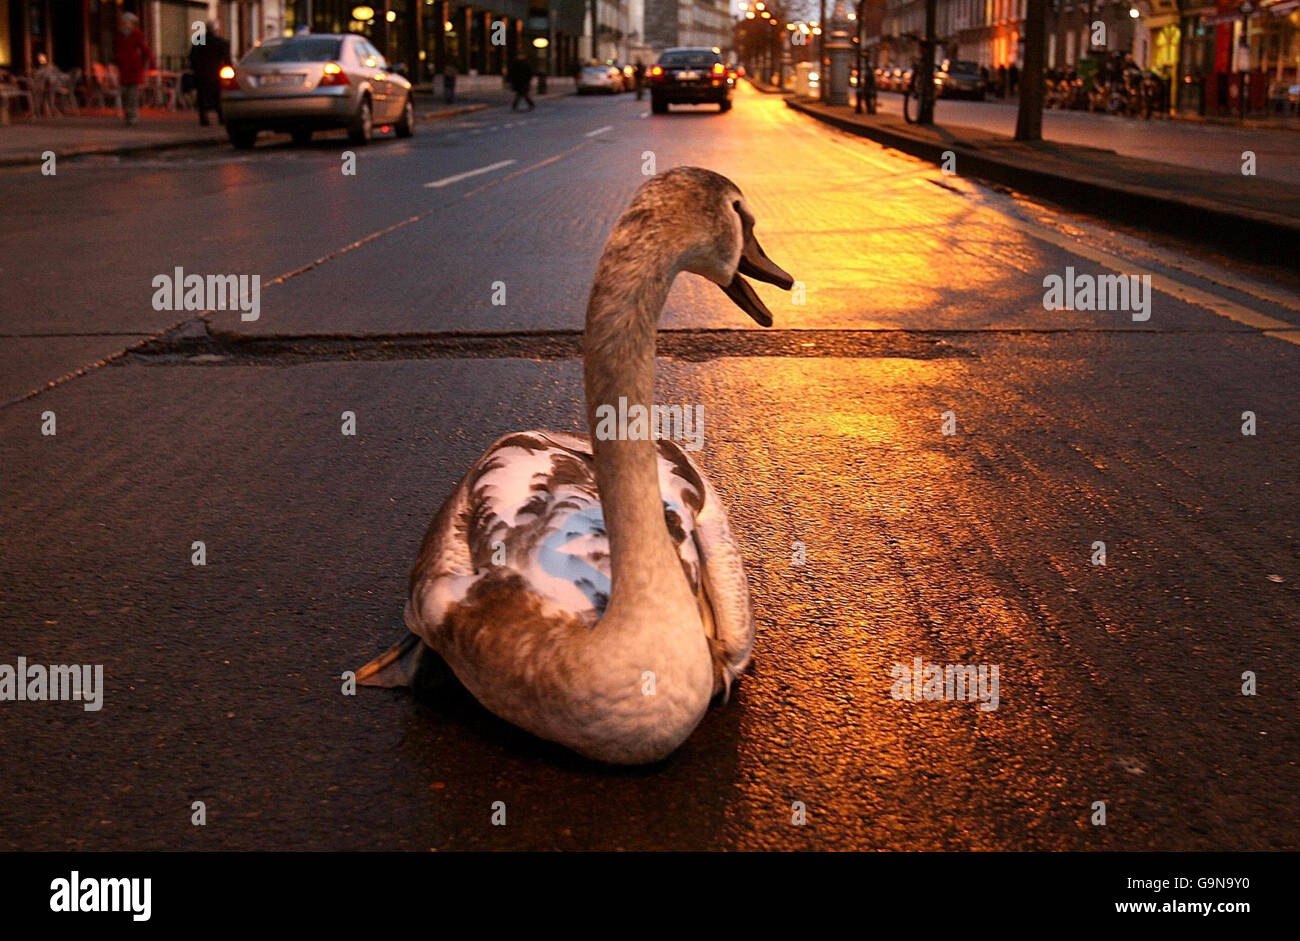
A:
[{"xmin": 356, "ymin": 167, "xmax": 793, "ymax": 764}]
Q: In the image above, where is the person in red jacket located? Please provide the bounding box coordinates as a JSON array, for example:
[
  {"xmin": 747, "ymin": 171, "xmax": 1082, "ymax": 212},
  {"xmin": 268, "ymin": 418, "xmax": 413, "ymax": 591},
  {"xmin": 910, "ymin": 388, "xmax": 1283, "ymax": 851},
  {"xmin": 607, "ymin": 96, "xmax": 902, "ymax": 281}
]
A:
[{"xmin": 114, "ymin": 12, "xmax": 155, "ymax": 126}]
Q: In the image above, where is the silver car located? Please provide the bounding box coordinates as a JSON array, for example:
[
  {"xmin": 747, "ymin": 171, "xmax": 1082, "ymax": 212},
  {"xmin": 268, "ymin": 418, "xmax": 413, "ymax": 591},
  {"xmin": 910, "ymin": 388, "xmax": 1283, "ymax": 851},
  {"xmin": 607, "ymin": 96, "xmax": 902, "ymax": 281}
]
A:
[
  {"xmin": 577, "ymin": 65, "xmax": 624, "ymax": 95},
  {"xmin": 221, "ymin": 33, "xmax": 414, "ymax": 148}
]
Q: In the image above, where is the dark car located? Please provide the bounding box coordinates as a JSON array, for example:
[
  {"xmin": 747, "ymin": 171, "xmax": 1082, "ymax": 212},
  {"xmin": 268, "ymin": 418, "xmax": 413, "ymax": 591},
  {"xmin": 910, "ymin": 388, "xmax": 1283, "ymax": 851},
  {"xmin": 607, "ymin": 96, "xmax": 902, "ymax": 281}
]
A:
[
  {"xmin": 935, "ymin": 59, "xmax": 985, "ymax": 100},
  {"xmin": 648, "ymin": 47, "xmax": 733, "ymax": 114}
]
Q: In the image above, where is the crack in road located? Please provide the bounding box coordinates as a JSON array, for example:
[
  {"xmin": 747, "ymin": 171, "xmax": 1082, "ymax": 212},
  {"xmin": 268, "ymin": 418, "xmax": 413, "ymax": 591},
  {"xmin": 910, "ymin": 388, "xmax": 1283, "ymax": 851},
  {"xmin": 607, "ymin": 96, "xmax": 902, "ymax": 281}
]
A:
[{"xmin": 119, "ymin": 327, "xmax": 975, "ymax": 364}]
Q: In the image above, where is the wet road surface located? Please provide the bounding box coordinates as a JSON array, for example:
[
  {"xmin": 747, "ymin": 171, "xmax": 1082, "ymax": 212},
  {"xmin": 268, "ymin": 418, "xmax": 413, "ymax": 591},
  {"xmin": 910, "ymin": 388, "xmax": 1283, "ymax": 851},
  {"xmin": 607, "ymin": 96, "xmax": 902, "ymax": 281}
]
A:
[{"xmin": 1, "ymin": 85, "xmax": 1297, "ymax": 850}]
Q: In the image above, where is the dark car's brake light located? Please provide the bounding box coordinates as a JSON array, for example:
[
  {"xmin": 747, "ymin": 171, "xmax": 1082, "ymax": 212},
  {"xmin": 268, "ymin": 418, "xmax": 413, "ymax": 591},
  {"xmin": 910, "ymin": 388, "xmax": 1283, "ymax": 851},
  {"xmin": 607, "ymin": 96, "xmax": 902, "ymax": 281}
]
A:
[
  {"xmin": 219, "ymin": 65, "xmax": 237, "ymax": 91},
  {"xmin": 319, "ymin": 62, "xmax": 350, "ymax": 86}
]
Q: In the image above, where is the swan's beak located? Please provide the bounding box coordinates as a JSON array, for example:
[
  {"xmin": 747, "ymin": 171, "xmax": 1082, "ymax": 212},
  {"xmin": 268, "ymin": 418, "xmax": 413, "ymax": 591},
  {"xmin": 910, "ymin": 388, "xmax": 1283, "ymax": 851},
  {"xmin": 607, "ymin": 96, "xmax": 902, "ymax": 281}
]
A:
[{"xmin": 721, "ymin": 233, "xmax": 794, "ymax": 327}]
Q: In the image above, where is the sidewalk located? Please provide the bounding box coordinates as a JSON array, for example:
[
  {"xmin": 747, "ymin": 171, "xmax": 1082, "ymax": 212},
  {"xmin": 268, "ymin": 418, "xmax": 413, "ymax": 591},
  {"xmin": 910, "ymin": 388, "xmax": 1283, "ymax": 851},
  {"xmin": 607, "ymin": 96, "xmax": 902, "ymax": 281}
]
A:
[
  {"xmin": 0, "ymin": 82, "xmax": 575, "ymax": 167},
  {"xmin": 784, "ymin": 93, "xmax": 1299, "ymax": 268}
]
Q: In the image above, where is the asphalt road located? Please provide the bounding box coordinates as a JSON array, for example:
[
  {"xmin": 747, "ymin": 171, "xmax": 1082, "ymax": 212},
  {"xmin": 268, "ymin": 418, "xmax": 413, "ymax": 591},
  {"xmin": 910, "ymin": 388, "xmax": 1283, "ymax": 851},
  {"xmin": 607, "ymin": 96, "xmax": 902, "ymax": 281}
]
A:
[{"xmin": 1, "ymin": 84, "xmax": 1297, "ymax": 850}]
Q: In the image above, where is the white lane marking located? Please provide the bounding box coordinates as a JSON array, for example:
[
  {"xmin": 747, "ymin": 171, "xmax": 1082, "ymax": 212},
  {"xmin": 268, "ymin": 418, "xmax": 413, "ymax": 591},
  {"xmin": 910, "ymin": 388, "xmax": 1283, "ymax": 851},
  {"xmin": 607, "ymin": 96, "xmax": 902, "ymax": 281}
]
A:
[
  {"xmin": 585, "ymin": 125, "xmax": 613, "ymax": 137},
  {"xmin": 423, "ymin": 159, "xmax": 517, "ymax": 188},
  {"xmin": 640, "ymin": 111, "xmax": 650, "ymax": 118}
]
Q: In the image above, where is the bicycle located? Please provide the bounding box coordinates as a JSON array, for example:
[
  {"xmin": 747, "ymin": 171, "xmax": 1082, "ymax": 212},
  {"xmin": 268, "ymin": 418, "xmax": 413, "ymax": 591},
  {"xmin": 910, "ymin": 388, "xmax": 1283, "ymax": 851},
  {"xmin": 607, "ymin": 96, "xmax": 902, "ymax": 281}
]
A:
[{"xmin": 902, "ymin": 72, "xmax": 935, "ymax": 124}]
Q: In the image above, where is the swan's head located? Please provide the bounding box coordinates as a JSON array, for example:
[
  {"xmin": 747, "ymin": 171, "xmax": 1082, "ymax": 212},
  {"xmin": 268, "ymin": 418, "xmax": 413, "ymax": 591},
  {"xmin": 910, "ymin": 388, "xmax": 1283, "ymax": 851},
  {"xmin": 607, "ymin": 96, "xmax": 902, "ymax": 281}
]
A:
[{"xmin": 637, "ymin": 167, "xmax": 794, "ymax": 327}]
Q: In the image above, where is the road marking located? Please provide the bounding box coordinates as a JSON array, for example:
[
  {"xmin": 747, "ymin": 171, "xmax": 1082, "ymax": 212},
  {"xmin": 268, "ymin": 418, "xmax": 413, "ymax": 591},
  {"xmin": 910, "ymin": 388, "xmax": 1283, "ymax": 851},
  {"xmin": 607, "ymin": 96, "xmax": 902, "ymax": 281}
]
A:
[
  {"xmin": 462, "ymin": 140, "xmax": 595, "ymax": 198},
  {"xmin": 423, "ymin": 159, "xmax": 517, "ymax": 188},
  {"xmin": 585, "ymin": 125, "xmax": 613, "ymax": 137},
  {"xmin": 640, "ymin": 111, "xmax": 649, "ymax": 118}
]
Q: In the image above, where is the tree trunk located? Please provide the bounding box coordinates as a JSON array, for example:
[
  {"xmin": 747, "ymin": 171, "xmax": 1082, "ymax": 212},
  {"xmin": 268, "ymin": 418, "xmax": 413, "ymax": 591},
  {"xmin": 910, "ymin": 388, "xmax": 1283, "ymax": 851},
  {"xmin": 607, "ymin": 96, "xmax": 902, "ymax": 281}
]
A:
[
  {"xmin": 1016, "ymin": 0, "xmax": 1047, "ymax": 141},
  {"xmin": 917, "ymin": 0, "xmax": 937, "ymax": 124}
]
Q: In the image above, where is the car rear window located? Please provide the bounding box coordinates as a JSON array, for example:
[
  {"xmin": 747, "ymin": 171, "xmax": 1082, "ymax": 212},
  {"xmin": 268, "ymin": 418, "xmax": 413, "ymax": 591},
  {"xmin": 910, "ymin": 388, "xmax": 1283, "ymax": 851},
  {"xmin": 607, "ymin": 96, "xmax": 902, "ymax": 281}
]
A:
[
  {"xmin": 242, "ymin": 39, "xmax": 343, "ymax": 63},
  {"xmin": 949, "ymin": 61, "xmax": 980, "ymax": 73},
  {"xmin": 658, "ymin": 50, "xmax": 721, "ymax": 68}
]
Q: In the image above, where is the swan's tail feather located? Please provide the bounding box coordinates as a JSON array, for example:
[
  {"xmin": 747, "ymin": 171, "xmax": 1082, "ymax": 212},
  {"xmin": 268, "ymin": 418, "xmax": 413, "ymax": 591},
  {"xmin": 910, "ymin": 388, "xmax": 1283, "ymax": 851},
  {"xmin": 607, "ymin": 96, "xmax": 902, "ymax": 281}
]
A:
[{"xmin": 355, "ymin": 633, "xmax": 425, "ymax": 688}]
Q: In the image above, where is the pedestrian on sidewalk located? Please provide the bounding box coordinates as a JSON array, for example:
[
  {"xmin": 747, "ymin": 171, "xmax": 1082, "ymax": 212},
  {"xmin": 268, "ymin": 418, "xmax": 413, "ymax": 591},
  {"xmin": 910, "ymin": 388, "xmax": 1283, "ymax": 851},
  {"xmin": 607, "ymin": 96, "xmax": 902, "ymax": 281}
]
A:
[
  {"xmin": 995, "ymin": 64, "xmax": 1006, "ymax": 98},
  {"xmin": 508, "ymin": 54, "xmax": 534, "ymax": 111},
  {"xmin": 189, "ymin": 21, "xmax": 231, "ymax": 127},
  {"xmin": 114, "ymin": 12, "xmax": 154, "ymax": 126},
  {"xmin": 633, "ymin": 60, "xmax": 645, "ymax": 100},
  {"xmin": 442, "ymin": 62, "xmax": 457, "ymax": 104},
  {"xmin": 1008, "ymin": 62, "xmax": 1020, "ymax": 97}
]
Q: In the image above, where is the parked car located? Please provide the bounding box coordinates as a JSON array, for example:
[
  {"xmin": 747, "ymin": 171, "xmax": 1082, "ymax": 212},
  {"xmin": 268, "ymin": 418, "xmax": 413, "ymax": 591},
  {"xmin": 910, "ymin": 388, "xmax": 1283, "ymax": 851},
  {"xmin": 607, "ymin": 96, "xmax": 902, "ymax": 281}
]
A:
[
  {"xmin": 577, "ymin": 65, "xmax": 625, "ymax": 94},
  {"xmin": 935, "ymin": 59, "xmax": 985, "ymax": 100},
  {"xmin": 649, "ymin": 47, "xmax": 733, "ymax": 113},
  {"xmin": 220, "ymin": 33, "xmax": 413, "ymax": 149}
]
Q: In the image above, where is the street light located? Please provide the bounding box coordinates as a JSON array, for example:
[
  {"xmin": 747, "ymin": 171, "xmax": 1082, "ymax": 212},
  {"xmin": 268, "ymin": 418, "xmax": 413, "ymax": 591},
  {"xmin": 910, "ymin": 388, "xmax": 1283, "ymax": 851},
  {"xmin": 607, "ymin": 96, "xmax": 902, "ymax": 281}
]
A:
[{"xmin": 351, "ymin": 5, "xmax": 374, "ymax": 20}]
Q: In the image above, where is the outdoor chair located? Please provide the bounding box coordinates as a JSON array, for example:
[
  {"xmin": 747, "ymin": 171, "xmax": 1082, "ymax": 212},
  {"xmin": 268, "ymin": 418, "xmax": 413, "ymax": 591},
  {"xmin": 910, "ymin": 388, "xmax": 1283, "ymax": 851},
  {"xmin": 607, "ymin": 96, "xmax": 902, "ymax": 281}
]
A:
[
  {"xmin": 88, "ymin": 63, "xmax": 122, "ymax": 111},
  {"xmin": 0, "ymin": 72, "xmax": 34, "ymax": 117}
]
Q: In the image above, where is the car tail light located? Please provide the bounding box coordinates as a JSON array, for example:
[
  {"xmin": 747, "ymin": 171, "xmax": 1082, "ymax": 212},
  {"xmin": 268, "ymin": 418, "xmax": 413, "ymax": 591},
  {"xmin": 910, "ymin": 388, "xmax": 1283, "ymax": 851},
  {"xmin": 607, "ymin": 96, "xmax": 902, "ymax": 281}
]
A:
[
  {"xmin": 219, "ymin": 65, "xmax": 237, "ymax": 91},
  {"xmin": 319, "ymin": 62, "xmax": 349, "ymax": 86},
  {"xmin": 712, "ymin": 62, "xmax": 725, "ymax": 75},
  {"xmin": 650, "ymin": 65, "xmax": 663, "ymax": 79}
]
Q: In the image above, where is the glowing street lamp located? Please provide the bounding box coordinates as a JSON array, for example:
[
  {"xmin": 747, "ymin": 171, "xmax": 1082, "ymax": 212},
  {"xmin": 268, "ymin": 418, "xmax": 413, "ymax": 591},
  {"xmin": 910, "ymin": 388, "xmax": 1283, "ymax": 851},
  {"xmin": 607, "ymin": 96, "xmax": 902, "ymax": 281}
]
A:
[{"xmin": 351, "ymin": 5, "xmax": 375, "ymax": 20}]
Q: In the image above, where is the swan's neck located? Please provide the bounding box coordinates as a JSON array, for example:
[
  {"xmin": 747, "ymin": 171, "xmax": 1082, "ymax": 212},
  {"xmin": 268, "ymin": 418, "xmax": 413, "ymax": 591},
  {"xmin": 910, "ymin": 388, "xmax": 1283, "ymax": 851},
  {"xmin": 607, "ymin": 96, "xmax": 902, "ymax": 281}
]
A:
[{"xmin": 583, "ymin": 227, "xmax": 692, "ymax": 616}]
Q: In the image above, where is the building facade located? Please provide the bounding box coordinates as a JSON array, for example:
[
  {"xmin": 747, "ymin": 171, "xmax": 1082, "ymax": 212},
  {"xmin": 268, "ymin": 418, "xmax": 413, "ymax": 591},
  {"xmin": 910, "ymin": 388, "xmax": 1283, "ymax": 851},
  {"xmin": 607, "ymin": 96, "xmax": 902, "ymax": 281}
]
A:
[
  {"xmin": 643, "ymin": 0, "xmax": 729, "ymax": 52},
  {"xmin": 2, "ymin": 1, "xmax": 284, "ymax": 74},
  {"xmin": 0, "ymin": 0, "xmax": 592, "ymax": 82},
  {"xmin": 868, "ymin": 0, "xmax": 1296, "ymax": 113}
]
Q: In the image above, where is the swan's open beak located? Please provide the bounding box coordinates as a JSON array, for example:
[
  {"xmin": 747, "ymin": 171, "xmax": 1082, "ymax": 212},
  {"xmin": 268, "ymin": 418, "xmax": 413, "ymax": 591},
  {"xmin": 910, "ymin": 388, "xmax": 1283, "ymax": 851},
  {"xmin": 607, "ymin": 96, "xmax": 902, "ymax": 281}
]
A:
[{"xmin": 721, "ymin": 234, "xmax": 794, "ymax": 327}]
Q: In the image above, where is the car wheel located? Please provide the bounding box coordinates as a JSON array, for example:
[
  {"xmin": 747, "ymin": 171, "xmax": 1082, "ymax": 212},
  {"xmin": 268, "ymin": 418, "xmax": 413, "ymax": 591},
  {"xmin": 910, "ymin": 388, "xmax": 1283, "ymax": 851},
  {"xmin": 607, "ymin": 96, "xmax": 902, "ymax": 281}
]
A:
[
  {"xmin": 228, "ymin": 124, "xmax": 257, "ymax": 149},
  {"xmin": 395, "ymin": 95, "xmax": 415, "ymax": 138},
  {"xmin": 719, "ymin": 99, "xmax": 732, "ymax": 113},
  {"xmin": 291, "ymin": 129, "xmax": 313, "ymax": 146},
  {"xmin": 651, "ymin": 96, "xmax": 668, "ymax": 114},
  {"xmin": 348, "ymin": 97, "xmax": 372, "ymax": 145}
]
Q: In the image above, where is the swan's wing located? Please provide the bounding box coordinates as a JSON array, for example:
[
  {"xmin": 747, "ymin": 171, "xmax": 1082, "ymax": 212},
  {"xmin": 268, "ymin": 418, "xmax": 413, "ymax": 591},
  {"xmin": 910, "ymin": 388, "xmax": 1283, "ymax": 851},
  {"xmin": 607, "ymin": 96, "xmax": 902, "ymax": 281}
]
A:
[
  {"xmin": 655, "ymin": 442, "xmax": 755, "ymax": 696},
  {"xmin": 406, "ymin": 431, "xmax": 613, "ymax": 644},
  {"xmin": 402, "ymin": 431, "xmax": 749, "ymax": 695}
]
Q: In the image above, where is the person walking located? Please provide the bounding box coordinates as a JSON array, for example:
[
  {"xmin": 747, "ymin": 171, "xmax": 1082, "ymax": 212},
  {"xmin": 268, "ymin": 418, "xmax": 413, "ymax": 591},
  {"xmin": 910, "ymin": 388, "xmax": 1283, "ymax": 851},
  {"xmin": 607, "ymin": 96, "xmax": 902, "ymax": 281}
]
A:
[
  {"xmin": 508, "ymin": 53, "xmax": 534, "ymax": 111},
  {"xmin": 114, "ymin": 12, "xmax": 154, "ymax": 126},
  {"xmin": 442, "ymin": 61, "xmax": 457, "ymax": 104},
  {"xmin": 633, "ymin": 59, "xmax": 645, "ymax": 100},
  {"xmin": 189, "ymin": 21, "xmax": 231, "ymax": 126},
  {"xmin": 1008, "ymin": 61, "xmax": 1020, "ymax": 97}
]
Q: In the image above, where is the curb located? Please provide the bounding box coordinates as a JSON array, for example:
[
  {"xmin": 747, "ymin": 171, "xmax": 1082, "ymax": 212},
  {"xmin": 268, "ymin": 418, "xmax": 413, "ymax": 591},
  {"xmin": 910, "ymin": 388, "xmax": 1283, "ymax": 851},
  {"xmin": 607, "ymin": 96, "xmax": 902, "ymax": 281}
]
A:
[
  {"xmin": 784, "ymin": 96, "xmax": 1300, "ymax": 269},
  {"xmin": 0, "ymin": 102, "xmax": 493, "ymax": 168}
]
